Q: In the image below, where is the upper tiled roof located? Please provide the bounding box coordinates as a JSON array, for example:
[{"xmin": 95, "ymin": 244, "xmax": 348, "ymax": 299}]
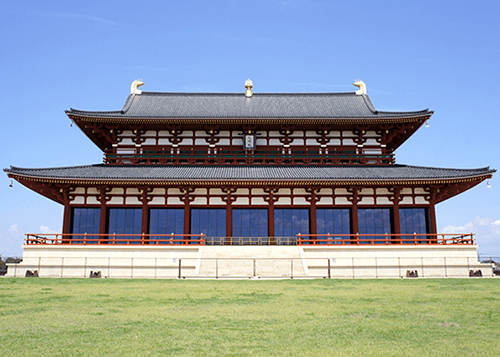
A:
[
  {"xmin": 5, "ymin": 164, "xmax": 494, "ymax": 182},
  {"xmin": 67, "ymin": 92, "xmax": 432, "ymax": 120}
]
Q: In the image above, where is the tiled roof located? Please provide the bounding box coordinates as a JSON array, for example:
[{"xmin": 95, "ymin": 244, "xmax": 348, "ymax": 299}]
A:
[
  {"xmin": 5, "ymin": 164, "xmax": 495, "ymax": 182},
  {"xmin": 66, "ymin": 92, "xmax": 432, "ymax": 120}
]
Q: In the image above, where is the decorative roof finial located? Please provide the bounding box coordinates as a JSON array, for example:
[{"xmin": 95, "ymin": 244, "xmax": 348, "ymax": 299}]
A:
[
  {"xmin": 245, "ymin": 79, "xmax": 253, "ymax": 98},
  {"xmin": 353, "ymin": 80, "xmax": 367, "ymax": 95},
  {"xmin": 131, "ymin": 80, "xmax": 144, "ymax": 95}
]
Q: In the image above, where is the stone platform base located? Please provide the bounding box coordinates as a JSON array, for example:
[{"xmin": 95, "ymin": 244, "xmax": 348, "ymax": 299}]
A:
[{"xmin": 4, "ymin": 244, "xmax": 493, "ymax": 279}]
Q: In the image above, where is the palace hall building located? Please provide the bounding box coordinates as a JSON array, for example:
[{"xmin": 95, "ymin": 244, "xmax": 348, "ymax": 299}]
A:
[{"xmin": 4, "ymin": 80, "xmax": 496, "ymax": 278}]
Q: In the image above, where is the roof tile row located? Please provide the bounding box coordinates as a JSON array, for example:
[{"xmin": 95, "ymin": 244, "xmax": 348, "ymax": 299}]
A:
[{"xmin": 5, "ymin": 164, "xmax": 495, "ymax": 181}]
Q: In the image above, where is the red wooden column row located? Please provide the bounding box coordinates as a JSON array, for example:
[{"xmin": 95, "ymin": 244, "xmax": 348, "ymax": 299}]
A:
[{"xmin": 60, "ymin": 185, "xmax": 439, "ymax": 243}]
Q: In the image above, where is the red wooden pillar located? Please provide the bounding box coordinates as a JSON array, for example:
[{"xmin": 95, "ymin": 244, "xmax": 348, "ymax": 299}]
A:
[
  {"xmin": 306, "ymin": 188, "xmax": 319, "ymax": 242},
  {"xmin": 183, "ymin": 204, "xmax": 190, "ymax": 236},
  {"xmin": 392, "ymin": 202, "xmax": 401, "ymax": 244},
  {"xmin": 264, "ymin": 189, "xmax": 277, "ymax": 245},
  {"xmin": 99, "ymin": 203, "xmax": 107, "ymax": 236},
  {"xmin": 428, "ymin": 203, "xmax": 438, "ymax": 244},
  {"xmin": 310, "ymin": 204, "xmax": 317, "ymax": 235},
  {"xmin": 351, "ymin": 203, "xmax": 359, "ymax": 235},
  {"xmin": 226, "ymin": 204, "xmax": 232, "ymax": 245},
  {"xmin": 429, "ymin": 203, "xmax": 437, "ymax": 234},
  {"xmin": 222, "ymin": 189, "xmax": 235, "ymax": 245},
  {"xmin": 349, "ymin": 189, "xmax": 360, "ymax": 243},
  {"xmin": 268, "ymin": 204, "xmax": 275, "ymax": 245},
  {"xmin": 139, "ymin": 189, "xmax": 152, "ymax": 240},
  {"xmin": 141, "ymin": 203, "xmax": 149, "ymax": 237},
  {"xmin": 62, "ymin": 203, "xmax": 71, "ymax": 234},
  {"xmin": 181, "ymin": 189, "xmax": 193, "ymax": 243},
  {"xmin": 98, "ymin": 187, "xmax": 108, "ymax": 242},
  {"xmin": 389, "ymin": 187, "xmax": 402, "ymax": 243}
]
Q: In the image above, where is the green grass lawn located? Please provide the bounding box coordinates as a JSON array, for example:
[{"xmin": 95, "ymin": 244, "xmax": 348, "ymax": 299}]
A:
[{"xmin": 0, "ymin": 278, "xmax": 499, "ymax": 356}]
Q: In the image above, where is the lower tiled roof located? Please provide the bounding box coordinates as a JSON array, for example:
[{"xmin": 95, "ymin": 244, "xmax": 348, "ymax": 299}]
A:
[{"xmin": 4, "ymin": 164, "xmax": 495, "ymax": 182}]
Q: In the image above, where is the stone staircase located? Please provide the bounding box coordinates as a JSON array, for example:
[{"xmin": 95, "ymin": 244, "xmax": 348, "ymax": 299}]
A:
[{"xmin": 194, "ymin": 246, "xmax": 307, "ymax": 278}]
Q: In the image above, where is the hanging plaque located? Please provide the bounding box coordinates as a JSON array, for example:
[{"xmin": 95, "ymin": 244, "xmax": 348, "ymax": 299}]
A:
[{"xmin": 243, "ymin": 134, "xmax": 256, "ymax": 150}]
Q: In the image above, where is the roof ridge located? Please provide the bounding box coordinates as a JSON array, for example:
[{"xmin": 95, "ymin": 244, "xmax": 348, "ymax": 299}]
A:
[
  {"xmin": 377, "ymin": 109, "xmax": 432, "ymax": 115},
  {"xmin": 121, "ymin": 94, "xmax": 135, "ymax": 113},
  {"xmin": 66, "ymin": 109, "xmax": 123, "ymax": 115},
  {"xmin": 360, "ymin": 94, "xmax": 377, "ymax": 114},
  {"xmin": 137, "ymin": 91, "xmax": 360, "ymax": 96},
  {"xmin": 393, "ymin": 164, "xmax": 494, "ymax": 172},
  {"xmin": 5, "ymin": 164, "xmax": 495, "ymax": 172},
  {"xmin": 5, "ymin": 164, "xmax": 105, "ymax": 172}
]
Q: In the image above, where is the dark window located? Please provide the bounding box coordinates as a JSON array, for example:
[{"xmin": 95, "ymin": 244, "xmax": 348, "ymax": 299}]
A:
[
  {"xmin": 70, "ymin": 208, "xmax": 101, "ymax": 244},
  {"xmin": 358, "ymin": 208, "xmax": 392, "ymax": 244},
  {"xmin": 274, "ymin": 208, "xmax": 309, "ymax": 244},
  {"xmin": 232, "ymin": 209, "xmax": 268, "ymax": 244},
  {"xmin": 400, "ymin": 208, "xmax": 430, "ymax": 244},
  {"xmin": 316, "ymin": 208, "xmax": 351, "ymax": 244},
  {"xmin": 149, "ymin": 208, "xmax": 184, "ymax": 244},
  {"xmin": 191, "ymin": 208, "xmax": 226, "ymax": 244},
  {"xmin": 108, "ymin": 208, "xmax": 142, "ymax": 244}
]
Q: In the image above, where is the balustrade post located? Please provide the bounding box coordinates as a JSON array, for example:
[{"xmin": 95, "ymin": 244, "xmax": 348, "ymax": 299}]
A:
[
  {"xmin": 171, "ymin": 233, "xmax": 174, "ymax": 245},
  {"xmin": 298, "ymin": 233, "xmax": 301, "ymax": 245},
  {"xmin": 356, "ymin": 232, "xmax": 359, "ymax": 245},
  {"xmin": 328, "ymin": 233, "xmax": 331, "ymax": 245},
  {"xmin": 142, "ymin": 232, "xmax": 145, "ymax": 245},
  {"xmin": 84, "ymin": 232, "xmax": 87, "ymax": 245},
  {"xmin": 113, "ymin": 232, "xmax": 116, "ymax": 245},
  {"xmin": 385, "ymin": 233, "xmax": 388, "ymax": 245},
  {"xmin": 414, "ymin": 232, "xmax": 417, "ymax": 245}
]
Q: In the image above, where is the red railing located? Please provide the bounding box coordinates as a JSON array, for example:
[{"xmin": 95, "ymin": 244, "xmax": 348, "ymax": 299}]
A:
[
  {"xmin": 296, "ymin": 233, "xmax": 475, "ymax": 245},
  {"xmin": 24, "ymin": 233, "xmax": 474, "ymax": 246},
  {"xmin": 105, "ymin": 148, "xmax": 395, "ymax": 165},
  {"xmin": 25, "ymin": 233, "xmax": 205, "ymax": 245}
]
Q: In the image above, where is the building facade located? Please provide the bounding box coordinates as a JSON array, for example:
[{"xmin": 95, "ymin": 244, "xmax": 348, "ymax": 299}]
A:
[{"xmin": 4, "ymin": 80, "xmax": 496, "ymax": 278}]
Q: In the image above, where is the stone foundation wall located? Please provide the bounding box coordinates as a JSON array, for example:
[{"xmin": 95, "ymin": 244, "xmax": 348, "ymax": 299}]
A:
[{"xmin": 4, "ymin": 244, "xmax": 493, "ymax": 279}]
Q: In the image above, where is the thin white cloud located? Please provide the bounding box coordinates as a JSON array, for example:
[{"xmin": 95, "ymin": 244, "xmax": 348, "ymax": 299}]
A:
[
  {"xmin": 207, "ymin": 31, "xmax": 301, "ymax": 46},
  {"xmin": 39, "ymin": 225, "xmax": 59, "ymax": 234},
  {"xmin": 441, "ymin": 216, "xmax": 500, "ymax": 256},
  {"xmin": 279, "ymin": 0, "xmax": 301, "ymax": 10},
  {"xmin": 280, "ymin": 81, "xmax": 351, "ymax": 91},
  {"xmin": 33, "ymin": 11, "xmax": 118, "ymax": 26},
  {"xmin": 120, "ymin": 65, "xmax": 197, "ymax": 77},
  {"xmin": 7, "ymin": 224, "xmax": 19, "ymax": 234}
]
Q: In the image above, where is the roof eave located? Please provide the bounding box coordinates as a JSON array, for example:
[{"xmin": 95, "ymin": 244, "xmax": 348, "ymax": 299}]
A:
[
  {"xmin": 7, "ymin": 172, "xmax": 493, "ymax": 187},
  {"xmin": 67, "ymin": 113, "xmax": 433, "ymax": 124}
]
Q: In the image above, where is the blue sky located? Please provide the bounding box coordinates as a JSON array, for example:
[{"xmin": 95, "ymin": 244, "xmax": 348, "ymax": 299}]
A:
[{"xmin": 1, "ymin": 0, "xmax": 499, "ymax": 256}]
